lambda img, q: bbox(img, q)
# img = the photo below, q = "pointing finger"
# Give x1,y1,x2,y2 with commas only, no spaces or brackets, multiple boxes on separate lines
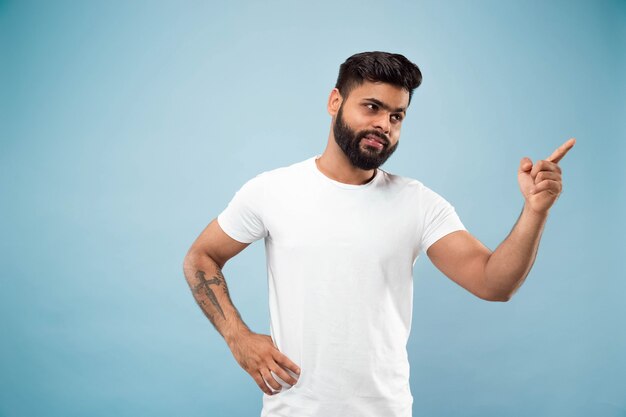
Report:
546,138,576,164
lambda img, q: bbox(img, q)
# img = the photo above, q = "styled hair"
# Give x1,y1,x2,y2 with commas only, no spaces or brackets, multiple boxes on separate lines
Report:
335,51,422,105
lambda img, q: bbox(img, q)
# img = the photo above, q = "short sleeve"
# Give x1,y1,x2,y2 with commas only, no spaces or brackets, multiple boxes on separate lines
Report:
217,174,268,244
420,189,466,254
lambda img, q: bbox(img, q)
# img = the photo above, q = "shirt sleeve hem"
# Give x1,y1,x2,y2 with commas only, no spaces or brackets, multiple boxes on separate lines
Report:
421,224,467,254
217,214,258,244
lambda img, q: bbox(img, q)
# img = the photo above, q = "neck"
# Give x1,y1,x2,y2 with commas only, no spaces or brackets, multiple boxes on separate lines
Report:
315,133,377,185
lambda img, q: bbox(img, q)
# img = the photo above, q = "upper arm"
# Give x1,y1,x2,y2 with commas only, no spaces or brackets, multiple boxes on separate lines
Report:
426,230,495,301
185,218,251,269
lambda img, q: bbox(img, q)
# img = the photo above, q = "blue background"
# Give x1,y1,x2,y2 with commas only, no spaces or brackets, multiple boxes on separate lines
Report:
1,1,625,416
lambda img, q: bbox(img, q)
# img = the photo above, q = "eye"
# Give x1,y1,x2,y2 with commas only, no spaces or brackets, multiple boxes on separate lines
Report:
365,103,379,111
391,114,403,122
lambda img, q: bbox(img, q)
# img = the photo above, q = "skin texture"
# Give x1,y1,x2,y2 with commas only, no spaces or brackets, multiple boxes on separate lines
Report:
316,81,409,185
333,101,399,170
183,221,301,396
426,138,575,301
183,79,576,395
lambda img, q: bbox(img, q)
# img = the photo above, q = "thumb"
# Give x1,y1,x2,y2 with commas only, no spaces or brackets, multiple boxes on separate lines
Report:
519,157,532,174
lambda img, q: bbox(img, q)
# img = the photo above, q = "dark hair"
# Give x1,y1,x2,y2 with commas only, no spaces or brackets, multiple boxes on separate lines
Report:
335,51,422,105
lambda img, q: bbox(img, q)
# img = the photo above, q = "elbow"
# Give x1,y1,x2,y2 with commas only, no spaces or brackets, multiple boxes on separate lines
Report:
478,288,513,302
182,252,195,282
478,272,515,302
183,248,224,272
183,248,204,279
183,246,205,268
488,293,512,302
183,248,195,270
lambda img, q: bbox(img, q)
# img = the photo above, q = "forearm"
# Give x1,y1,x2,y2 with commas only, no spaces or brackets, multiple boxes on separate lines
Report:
483,204,549,300
183,252,252,345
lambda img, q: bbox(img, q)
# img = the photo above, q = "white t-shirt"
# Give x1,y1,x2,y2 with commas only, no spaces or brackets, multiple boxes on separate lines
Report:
217,155,466,417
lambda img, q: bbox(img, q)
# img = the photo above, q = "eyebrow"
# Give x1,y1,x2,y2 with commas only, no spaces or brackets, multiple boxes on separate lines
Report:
363,98,407,114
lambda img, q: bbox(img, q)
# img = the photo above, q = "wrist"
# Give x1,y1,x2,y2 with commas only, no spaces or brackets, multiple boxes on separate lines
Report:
522,202,549,221
225,326,253,348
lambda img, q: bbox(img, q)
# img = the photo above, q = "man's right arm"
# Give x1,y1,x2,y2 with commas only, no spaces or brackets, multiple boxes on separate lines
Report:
182,218,300,395
183,243,252,346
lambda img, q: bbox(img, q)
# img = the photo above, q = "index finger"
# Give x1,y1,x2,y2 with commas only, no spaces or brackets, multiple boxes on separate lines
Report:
546,138,576,164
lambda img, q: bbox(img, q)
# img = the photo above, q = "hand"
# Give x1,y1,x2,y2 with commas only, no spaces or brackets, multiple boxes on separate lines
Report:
518,138,576,215
227,331,301,396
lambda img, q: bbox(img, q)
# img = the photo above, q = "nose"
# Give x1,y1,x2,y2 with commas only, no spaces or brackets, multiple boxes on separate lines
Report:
373,113,391,135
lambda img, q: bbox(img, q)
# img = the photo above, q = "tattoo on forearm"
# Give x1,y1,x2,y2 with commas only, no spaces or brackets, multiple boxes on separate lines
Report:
193,270,227,320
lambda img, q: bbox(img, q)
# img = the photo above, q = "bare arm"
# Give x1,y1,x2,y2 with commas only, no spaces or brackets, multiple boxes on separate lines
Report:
183,218,300,395
482,205,548,300
427,139,575,301
427,205,547,301
484,139,574,299
182,250,252,345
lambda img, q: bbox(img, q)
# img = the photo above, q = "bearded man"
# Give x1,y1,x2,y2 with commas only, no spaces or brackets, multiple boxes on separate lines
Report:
183,51,575,417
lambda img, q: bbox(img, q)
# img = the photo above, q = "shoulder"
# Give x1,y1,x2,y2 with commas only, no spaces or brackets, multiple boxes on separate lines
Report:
246,157,312,185
383,167,450,210
231,158,311,199
266,157,310,176
379,169,444,201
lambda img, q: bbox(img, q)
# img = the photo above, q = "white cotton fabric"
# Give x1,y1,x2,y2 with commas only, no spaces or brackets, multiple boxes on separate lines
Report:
217,155,466,417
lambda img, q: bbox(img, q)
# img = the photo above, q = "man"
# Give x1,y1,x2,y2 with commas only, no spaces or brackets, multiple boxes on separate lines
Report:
182,51,575,416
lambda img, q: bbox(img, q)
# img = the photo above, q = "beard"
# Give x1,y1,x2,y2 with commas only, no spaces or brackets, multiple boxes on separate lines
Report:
333,104,399,171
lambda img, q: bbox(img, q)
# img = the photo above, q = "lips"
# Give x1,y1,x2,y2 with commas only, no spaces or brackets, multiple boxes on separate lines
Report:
363,134,387,147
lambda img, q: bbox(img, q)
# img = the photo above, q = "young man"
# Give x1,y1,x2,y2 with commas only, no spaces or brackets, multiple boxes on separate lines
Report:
183,51,575,417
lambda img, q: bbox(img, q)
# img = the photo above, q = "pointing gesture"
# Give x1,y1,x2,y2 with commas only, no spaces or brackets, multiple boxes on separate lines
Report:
518,138,576,214
546,138,576,164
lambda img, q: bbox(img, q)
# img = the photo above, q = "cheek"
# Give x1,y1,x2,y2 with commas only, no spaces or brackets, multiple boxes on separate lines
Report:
350,114,371,130
346,107,373,125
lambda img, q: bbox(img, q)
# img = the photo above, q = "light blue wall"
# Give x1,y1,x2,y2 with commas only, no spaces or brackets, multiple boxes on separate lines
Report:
1,1,624,416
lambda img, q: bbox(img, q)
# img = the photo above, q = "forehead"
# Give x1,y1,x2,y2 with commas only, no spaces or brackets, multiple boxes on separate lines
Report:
345,80,410,108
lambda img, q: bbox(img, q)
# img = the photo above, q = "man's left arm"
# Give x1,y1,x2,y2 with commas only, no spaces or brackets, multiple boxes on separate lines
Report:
426,138,576,302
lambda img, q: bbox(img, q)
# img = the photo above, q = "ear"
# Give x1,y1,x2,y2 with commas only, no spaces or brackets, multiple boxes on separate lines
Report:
327,88,343,117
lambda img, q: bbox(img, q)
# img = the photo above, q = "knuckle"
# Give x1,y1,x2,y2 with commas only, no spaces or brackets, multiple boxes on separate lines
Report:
241,360,253,372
